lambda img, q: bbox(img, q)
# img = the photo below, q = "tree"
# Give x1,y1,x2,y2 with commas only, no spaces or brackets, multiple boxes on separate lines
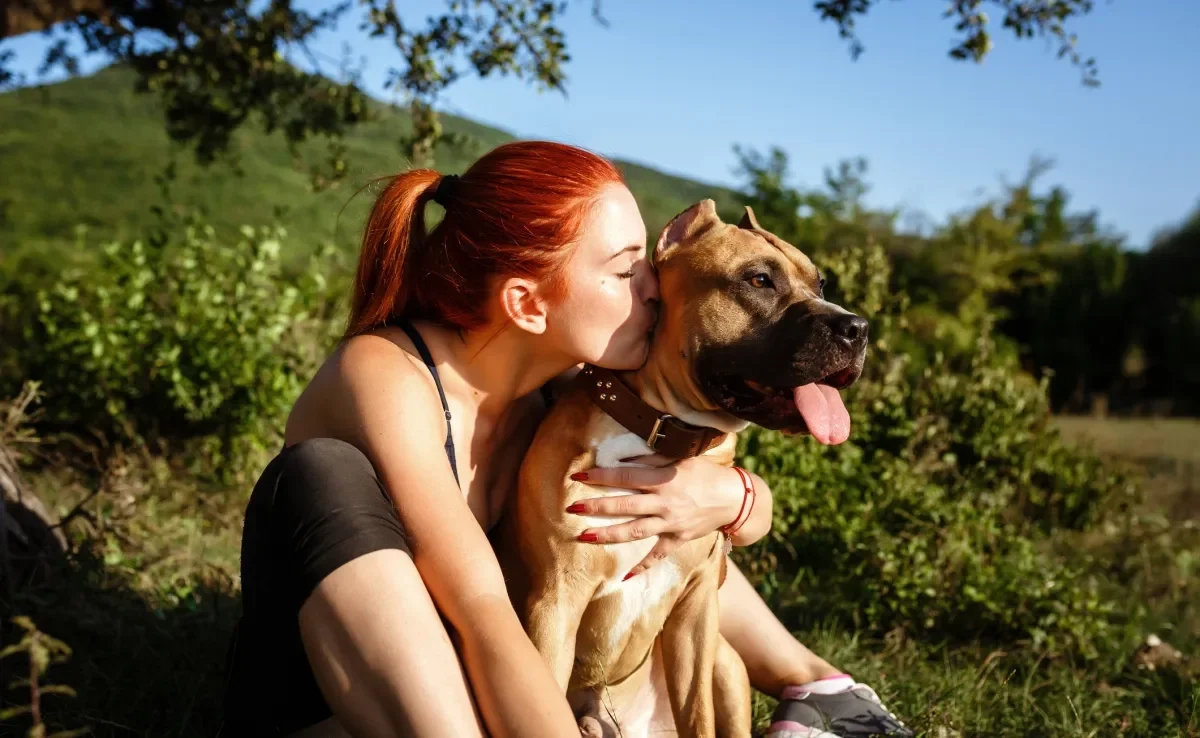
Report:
1,0,1101,178
1128,206,1200,414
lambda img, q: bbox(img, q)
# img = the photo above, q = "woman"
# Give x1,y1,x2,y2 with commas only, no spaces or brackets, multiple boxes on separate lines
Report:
219,141,909,738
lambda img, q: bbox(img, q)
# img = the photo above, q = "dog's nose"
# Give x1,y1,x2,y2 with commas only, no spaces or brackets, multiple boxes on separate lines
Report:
828,314,868,345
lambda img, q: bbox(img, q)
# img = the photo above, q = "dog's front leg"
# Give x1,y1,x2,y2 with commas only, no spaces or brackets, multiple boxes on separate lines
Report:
713,634,752,738
661,571,720,738
523,574,594,691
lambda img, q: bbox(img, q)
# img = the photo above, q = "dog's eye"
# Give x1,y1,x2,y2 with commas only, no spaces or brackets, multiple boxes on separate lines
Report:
749,273,774,289
819,276,826,295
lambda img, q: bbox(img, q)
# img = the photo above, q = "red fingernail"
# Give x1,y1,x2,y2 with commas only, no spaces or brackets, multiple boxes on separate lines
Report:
623,571,638,581
578,532,598,542
570,472,589,481
565,503,585,514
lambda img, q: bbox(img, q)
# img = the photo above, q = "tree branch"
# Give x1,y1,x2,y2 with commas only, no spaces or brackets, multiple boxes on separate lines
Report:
0,0,111,40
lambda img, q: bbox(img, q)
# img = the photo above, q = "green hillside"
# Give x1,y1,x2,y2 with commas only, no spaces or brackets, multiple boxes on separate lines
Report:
0,65,740,259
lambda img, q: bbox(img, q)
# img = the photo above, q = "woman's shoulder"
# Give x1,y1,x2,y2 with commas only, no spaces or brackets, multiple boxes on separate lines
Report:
336,331,445,409
335,329,425,376
287,331,446,447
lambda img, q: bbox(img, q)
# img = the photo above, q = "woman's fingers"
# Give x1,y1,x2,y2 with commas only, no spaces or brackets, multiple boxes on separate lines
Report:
617,453,674,468
627,536,683,579
577,516,668,544
566,494,668,518
572,464,675,491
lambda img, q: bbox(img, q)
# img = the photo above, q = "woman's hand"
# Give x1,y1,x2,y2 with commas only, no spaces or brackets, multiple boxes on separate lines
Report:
566,454,771,579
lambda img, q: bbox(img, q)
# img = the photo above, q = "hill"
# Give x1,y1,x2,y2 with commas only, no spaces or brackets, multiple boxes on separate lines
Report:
0,65,741,259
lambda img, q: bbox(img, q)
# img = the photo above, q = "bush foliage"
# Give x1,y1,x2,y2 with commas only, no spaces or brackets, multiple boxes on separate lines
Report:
2,222,345,474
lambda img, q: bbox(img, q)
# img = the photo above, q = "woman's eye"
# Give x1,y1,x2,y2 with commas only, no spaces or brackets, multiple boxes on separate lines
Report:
616,267,637,280
749,273,774,289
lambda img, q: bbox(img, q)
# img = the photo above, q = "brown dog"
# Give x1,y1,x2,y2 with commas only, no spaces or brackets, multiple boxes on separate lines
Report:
497,199,868,737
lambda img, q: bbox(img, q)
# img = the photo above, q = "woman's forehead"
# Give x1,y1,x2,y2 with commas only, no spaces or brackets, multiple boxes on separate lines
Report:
580,185,646,258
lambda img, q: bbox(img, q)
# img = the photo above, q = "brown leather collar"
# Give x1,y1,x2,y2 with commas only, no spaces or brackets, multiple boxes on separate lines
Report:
575,365,727,459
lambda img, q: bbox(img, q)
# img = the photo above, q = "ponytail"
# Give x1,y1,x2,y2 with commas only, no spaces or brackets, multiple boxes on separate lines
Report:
345,169,440,338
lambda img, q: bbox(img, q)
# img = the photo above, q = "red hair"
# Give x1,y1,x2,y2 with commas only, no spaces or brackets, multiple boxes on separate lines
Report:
346,140,626,337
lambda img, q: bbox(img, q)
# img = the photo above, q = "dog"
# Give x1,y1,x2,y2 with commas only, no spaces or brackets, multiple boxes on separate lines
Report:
497,199,869,737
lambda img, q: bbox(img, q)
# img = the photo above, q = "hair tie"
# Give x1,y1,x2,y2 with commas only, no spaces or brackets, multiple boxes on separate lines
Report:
433,174,459,207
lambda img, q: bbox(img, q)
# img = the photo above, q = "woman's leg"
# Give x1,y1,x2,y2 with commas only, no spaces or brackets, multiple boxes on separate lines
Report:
264,438,485,738
718,560,842,697
300,549,486,737
719,560,913,737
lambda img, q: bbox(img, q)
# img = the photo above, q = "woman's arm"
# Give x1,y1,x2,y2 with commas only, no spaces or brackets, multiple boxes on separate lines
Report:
726,467,773,546
566,456,774,579
301,336,578,738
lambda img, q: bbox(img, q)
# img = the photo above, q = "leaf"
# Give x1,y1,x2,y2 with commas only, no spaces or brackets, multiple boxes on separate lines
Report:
9,616,35,631
39,684,78,698
0,705,32,719
0,643,29,659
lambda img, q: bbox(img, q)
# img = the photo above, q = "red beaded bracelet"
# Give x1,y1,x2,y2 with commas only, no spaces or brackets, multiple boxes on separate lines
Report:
720,466,756,538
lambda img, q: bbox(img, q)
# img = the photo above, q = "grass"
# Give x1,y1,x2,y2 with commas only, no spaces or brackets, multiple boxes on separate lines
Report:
2,415,1196,737
1056,416,1200,513
3,450,243,737
0,65,743,266
1055,417,1200,466
1052,415,1200,654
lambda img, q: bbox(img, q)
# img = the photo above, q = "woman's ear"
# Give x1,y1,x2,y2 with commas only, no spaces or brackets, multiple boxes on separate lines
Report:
499,277,549,334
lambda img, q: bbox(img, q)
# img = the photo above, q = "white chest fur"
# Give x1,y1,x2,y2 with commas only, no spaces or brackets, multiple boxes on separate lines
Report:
578,432,683,649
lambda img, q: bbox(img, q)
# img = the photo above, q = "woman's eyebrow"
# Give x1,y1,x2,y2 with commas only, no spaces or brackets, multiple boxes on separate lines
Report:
607,244,643,261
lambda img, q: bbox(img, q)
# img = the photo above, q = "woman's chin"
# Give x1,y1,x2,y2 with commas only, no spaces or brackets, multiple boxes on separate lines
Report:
593,339,650,372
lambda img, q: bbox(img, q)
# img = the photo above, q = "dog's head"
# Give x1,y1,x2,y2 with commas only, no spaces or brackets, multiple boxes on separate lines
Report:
650,199,867,444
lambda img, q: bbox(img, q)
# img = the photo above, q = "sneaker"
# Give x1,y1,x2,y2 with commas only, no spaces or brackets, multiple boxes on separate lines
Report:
765,678,913,738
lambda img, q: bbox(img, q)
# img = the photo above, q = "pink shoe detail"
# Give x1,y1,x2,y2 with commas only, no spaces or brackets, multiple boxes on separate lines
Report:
765,720,841,738
780,674,855,700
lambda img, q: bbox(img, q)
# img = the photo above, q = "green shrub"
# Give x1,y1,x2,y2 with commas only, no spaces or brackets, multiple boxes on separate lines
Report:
734,242,1137,657
3,223,346,476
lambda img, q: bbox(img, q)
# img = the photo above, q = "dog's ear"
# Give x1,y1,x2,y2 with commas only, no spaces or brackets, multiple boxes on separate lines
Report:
738,206,761,231
654,199,719,262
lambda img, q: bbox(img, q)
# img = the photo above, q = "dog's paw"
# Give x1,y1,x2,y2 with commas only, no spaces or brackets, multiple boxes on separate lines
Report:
578,715,605,738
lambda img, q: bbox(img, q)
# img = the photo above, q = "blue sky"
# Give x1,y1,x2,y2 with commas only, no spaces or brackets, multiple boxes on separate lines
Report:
5,0,1198,247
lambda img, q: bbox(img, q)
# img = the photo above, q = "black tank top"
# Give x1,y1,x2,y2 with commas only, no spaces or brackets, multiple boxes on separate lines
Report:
393,319,459,487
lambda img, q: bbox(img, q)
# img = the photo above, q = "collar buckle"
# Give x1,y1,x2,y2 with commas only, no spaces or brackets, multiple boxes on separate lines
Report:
646,414,672,451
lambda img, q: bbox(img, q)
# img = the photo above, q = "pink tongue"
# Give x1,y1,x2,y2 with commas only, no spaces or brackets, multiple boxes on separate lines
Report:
793,384,851,445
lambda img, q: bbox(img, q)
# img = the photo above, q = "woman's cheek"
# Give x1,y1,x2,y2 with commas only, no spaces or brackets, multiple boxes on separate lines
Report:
606,277,639,313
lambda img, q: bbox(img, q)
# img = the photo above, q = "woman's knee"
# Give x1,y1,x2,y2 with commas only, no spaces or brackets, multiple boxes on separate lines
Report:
267,438,411,605
280,438,378,487
273,438,393,519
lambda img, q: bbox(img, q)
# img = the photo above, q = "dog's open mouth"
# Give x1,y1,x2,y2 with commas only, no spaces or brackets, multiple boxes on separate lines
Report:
710,366,859,445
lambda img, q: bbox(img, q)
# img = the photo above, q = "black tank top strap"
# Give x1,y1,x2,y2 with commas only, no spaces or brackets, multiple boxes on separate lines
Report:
391,319,460,489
